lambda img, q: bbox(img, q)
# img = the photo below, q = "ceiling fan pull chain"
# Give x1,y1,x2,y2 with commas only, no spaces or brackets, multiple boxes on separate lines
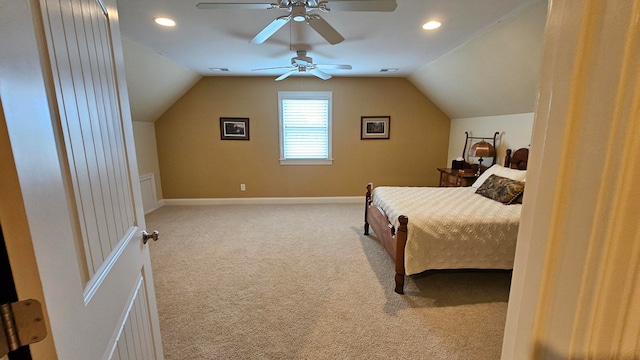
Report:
289,17,292,51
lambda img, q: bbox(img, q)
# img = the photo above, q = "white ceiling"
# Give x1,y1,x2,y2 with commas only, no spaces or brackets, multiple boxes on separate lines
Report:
116,0,536,79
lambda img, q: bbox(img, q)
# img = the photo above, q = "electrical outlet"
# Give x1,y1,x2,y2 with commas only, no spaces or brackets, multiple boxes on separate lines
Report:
368,182,373,189
240,184,246,191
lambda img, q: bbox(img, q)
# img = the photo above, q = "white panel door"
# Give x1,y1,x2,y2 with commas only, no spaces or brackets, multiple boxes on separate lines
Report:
0,0,164,358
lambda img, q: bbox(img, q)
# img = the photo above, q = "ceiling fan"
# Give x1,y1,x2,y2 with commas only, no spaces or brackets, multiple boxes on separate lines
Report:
252,50,352,81
196,0,398,45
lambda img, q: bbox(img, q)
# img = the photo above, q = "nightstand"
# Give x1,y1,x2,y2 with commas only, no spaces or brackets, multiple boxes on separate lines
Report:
437,168,478,187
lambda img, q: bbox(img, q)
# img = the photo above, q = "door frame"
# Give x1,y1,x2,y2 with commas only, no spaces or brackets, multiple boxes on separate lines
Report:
0,72,56,359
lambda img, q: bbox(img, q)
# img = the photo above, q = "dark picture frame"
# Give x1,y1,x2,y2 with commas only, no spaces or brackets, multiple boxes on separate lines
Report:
361,116,390,140
220,117,250,140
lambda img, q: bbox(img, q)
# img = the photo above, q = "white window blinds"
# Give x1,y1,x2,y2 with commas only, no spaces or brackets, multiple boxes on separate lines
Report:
278,91,332,165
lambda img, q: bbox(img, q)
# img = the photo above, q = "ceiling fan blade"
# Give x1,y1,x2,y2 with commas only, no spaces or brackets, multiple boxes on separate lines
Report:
307,15,344,45
275,70,297,81
325,0,397,12
250,16,290,44
309,68,332,80
252,65,295,71
196,2,277,10
316,64,352,70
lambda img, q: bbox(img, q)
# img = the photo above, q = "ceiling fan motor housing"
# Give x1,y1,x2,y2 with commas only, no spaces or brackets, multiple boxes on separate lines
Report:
292,51,313,67
291,4,307,22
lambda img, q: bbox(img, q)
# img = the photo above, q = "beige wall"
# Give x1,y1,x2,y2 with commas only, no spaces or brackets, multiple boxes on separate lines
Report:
448,113,534,166
155,76,450,199
132,121,163,200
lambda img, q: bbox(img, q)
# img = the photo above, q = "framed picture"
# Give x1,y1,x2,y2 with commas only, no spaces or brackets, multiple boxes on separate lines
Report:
361,116,390,140
220,117,250,140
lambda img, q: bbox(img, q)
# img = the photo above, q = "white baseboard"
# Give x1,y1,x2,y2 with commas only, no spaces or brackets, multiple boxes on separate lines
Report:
161,196,364,206
144,199,165,214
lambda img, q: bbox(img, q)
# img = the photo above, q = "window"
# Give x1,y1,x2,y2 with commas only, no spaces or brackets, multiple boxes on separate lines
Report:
278,91,332,165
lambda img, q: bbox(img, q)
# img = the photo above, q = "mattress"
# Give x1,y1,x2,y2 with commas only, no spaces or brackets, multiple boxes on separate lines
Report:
370,186,521,275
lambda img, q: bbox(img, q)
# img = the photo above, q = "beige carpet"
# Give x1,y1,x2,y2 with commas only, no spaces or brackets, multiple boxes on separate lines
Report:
145,203,511,360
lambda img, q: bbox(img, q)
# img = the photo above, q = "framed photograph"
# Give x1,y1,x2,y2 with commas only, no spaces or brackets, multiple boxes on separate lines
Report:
361,116,390,140
220,117,250,140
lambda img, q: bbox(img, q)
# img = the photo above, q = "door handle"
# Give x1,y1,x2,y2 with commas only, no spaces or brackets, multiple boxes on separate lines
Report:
142,230,159,244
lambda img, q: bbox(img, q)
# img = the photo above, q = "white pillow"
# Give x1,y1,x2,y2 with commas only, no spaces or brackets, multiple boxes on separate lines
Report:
472,164,527,188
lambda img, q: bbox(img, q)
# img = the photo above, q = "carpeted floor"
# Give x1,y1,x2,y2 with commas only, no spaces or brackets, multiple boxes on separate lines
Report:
145,203,511,360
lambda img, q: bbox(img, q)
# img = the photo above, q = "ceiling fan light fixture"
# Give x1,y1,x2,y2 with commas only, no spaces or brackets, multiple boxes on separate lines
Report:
291,6,306,22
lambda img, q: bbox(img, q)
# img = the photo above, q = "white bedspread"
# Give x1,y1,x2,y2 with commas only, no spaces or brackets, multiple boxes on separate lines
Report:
371,186,521,275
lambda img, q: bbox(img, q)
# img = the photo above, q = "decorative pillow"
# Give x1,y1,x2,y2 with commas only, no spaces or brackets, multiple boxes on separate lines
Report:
511,191,524,204
475,174,525,204
472,164,527,188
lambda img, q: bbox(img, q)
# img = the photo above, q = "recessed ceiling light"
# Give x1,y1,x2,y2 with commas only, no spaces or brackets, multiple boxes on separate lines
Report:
154,17,176,27
380,68,398,73
422,21,442,30
209,68,230,72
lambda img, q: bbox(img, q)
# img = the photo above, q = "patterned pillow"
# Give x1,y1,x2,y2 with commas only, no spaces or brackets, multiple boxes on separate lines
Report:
511,191,524,204
475,174,525,204
471,164,527,188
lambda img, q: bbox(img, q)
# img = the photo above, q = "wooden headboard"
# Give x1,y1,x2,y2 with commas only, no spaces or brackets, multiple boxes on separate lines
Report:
504,148,529,170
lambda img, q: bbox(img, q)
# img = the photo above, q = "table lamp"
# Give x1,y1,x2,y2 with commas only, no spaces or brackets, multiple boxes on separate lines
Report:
468,140,496,176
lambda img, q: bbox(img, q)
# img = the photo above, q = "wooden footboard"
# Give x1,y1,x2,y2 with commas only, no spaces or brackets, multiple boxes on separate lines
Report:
365,184,408,294
363,148,530,294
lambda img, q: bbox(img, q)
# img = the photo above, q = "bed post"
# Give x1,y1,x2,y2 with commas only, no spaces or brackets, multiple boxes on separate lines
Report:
505,148,512,167
395,215,408,294
364,184,372,235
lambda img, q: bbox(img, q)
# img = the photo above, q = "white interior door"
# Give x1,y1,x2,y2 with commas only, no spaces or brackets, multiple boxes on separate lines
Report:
0,0,163,359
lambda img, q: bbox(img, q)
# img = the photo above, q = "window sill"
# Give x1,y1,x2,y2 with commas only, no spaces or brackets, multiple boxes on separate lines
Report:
279,159,333,166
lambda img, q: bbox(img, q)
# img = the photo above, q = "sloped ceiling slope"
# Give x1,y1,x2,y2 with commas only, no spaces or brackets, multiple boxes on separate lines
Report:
121,37,201,123
409,0,548,119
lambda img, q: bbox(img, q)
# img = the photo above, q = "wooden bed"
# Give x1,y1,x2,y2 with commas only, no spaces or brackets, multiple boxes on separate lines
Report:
364,148,530,294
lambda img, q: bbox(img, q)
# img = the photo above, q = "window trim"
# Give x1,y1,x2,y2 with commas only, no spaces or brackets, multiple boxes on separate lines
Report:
278,91,333,166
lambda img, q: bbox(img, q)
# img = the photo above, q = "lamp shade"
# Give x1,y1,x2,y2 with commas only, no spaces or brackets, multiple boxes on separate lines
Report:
468,140,496,158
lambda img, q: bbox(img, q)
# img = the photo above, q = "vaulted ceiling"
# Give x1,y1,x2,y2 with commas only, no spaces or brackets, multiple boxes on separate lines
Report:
117,0,548,122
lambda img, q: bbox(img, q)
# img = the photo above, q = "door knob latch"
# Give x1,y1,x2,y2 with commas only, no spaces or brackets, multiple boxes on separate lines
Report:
142,230,159,244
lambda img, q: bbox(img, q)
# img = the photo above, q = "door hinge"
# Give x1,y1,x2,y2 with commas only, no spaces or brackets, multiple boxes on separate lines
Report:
0,299,47,357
